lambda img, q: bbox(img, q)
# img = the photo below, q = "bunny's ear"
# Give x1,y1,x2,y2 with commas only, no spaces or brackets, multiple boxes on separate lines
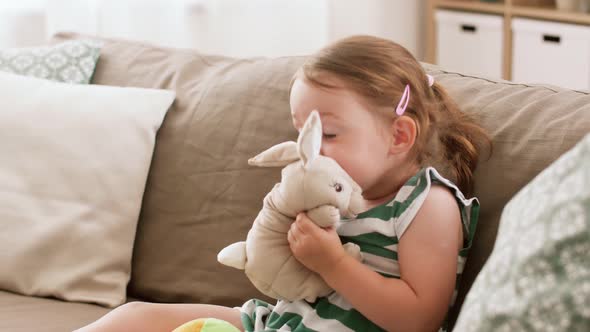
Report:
297,110,322,168
248,141,299,167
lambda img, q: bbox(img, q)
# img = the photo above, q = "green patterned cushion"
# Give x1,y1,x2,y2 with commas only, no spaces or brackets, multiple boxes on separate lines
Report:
454,134,590,331
0,40,101,84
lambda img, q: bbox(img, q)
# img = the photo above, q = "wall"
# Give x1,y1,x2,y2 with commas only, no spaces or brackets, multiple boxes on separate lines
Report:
328,0,426,60
181,0,329,57
47,0,330,57
0,1,46,48
1,0,426,60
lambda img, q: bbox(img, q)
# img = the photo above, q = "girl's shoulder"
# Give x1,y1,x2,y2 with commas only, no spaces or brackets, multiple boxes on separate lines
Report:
410,167,478,204
344,166,479,251
390,167,480,244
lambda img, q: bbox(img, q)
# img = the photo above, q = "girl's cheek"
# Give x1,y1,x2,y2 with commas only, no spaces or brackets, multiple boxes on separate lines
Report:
319,144,336,160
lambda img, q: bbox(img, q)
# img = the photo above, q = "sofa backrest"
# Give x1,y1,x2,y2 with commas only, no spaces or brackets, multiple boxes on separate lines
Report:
53,32,305,306
52,32,590,328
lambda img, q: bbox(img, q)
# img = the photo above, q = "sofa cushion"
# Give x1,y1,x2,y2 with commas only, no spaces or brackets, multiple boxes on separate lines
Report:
52,32,303,306
453,133,590,331
0,72,174,307
0,290,111,332
0,40,101,84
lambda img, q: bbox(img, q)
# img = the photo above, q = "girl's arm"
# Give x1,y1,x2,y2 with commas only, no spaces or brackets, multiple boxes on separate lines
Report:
288,186,462,332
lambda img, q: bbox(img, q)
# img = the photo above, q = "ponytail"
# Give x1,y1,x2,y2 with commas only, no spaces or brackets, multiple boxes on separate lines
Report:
428,82,491,195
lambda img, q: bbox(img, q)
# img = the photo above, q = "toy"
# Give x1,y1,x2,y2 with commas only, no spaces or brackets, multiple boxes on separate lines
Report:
172,318,240,332
217,111,365,302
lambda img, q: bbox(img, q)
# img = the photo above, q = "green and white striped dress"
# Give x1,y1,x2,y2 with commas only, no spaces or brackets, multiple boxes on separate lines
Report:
239,167,479,332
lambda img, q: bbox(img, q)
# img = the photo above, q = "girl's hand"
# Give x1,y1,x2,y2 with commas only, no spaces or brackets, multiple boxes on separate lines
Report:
287,212,346,276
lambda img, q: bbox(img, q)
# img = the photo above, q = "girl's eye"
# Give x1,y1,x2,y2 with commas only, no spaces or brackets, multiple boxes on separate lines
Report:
323,134,336,139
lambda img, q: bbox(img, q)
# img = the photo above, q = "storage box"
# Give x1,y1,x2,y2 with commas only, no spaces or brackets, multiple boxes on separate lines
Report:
436,10,504,78
512,18,590,91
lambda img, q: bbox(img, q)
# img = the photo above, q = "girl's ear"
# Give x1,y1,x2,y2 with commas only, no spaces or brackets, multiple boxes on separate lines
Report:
389,115,417,154
248,141,299,167
297,110,322,168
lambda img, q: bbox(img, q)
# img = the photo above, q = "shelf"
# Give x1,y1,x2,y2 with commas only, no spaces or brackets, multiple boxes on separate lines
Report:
512,5,590,25
427,0,590,79
434,0,590,24
436,0,506,15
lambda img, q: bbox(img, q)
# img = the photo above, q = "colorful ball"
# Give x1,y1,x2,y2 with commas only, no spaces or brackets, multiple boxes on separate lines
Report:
172,318,241,332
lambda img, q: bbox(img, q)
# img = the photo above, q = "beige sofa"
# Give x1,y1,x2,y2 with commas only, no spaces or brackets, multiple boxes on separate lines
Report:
1,32,589,332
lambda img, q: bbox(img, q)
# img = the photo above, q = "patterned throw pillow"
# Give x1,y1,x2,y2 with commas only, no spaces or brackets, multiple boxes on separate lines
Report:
0,40,101,84
453,134,590,331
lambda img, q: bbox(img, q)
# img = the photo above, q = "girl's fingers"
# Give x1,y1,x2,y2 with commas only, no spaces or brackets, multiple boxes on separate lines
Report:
296,212,314,232
293,216,307,234
287,228,295,244
290,220,302,238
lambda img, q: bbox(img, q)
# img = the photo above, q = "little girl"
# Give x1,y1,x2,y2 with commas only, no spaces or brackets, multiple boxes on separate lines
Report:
76,35,490,332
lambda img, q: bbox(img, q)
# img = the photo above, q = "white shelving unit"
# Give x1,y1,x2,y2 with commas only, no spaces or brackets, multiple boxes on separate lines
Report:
426,0,590,83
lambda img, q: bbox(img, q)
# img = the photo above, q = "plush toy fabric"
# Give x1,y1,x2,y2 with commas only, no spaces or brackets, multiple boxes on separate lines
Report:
172,318,240,332
217,111,365,302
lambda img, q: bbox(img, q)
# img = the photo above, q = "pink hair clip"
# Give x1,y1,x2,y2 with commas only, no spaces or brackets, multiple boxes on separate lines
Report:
427,74,434,87
395,84,410,116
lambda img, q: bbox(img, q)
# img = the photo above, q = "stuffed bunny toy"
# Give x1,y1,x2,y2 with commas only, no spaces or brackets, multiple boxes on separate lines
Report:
217,111,365,302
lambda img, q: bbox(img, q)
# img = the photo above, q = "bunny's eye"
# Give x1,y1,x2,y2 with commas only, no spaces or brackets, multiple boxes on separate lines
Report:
334,183,343,192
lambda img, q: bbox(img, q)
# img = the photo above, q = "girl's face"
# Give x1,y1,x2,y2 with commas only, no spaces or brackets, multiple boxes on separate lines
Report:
290,76,398,200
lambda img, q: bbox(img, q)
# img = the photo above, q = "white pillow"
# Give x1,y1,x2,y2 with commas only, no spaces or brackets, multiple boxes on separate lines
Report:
0,72,175,307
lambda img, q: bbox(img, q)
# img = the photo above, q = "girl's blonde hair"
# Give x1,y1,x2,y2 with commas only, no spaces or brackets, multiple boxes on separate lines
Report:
295,35,491,195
